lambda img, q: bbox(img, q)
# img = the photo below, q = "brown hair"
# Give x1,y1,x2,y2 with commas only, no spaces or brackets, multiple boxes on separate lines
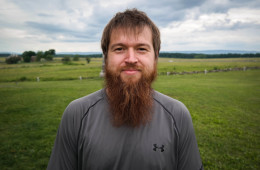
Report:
101,8,161,60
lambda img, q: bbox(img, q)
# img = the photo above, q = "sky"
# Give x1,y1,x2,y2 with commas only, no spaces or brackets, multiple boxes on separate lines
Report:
0,0,260,53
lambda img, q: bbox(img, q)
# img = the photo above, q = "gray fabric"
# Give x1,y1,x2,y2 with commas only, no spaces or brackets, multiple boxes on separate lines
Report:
47,89,203,170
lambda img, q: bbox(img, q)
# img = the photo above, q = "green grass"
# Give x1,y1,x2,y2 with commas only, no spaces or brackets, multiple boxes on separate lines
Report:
157,57,260,73
0,58,259,169
0,58,102,82
154,70,260,169
0,80,103,169
0,57,259,82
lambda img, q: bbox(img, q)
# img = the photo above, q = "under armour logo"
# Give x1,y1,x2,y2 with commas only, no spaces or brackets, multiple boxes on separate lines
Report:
153,144,164,152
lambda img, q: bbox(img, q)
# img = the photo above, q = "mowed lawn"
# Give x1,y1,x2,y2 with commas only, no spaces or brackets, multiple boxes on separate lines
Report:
0,58,259,169
154,70,260,169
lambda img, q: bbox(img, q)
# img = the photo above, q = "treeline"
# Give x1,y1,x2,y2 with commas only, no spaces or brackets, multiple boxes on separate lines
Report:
0,53,11,57
22,49,56,62
159,53,260,58
63,53,260,59
56,54,102,58
3,51,260,63
5,49,56,64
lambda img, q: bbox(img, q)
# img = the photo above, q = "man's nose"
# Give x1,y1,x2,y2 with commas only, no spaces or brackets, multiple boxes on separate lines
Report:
125,49,138,63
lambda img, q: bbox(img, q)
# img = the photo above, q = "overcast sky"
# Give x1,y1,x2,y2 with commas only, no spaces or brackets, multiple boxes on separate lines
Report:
0,0,260,53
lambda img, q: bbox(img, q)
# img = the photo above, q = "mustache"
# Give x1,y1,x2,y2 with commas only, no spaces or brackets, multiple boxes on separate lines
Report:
120,63,142,71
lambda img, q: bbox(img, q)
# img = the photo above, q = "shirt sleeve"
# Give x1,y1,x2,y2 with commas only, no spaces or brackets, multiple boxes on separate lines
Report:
176,105,203,170
47,102,81,170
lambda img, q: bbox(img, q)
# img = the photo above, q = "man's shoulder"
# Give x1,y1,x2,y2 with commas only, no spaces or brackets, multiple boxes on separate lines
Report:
71,89,105,106
64,89,105,118
153,90,187,111
153,90,191,125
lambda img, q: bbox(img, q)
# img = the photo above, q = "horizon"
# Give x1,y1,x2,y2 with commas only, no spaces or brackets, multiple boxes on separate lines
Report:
1,49,260,55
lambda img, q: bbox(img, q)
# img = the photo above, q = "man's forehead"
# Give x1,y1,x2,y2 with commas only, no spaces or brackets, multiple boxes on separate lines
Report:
110,26,153,44
111,26,151,37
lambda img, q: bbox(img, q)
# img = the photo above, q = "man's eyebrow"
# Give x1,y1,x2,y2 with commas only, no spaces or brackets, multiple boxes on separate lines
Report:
110,43,152,49
137,43,152,49
110,43,125,49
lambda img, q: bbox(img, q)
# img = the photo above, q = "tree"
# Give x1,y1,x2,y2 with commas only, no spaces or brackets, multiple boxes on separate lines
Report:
49,49,56,55
36,51,44,61
43,49,55,61
45,54,53,61
44,49,55,56
22,51,36,62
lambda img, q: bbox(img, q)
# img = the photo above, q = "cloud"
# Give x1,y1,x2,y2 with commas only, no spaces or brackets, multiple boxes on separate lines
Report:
160,7,260,51
0,0,259,52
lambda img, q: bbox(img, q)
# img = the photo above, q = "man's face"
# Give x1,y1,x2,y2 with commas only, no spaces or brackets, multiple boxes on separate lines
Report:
106,26,156,83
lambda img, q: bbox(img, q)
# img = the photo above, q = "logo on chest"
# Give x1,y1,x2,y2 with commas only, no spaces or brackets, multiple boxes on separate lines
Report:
153,144,165,152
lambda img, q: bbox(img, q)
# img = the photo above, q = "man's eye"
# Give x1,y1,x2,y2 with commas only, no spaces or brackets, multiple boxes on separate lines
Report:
138,48,147,52
115,48,123,51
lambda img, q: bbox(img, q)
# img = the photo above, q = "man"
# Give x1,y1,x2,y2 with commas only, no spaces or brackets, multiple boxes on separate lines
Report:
47,9,203,170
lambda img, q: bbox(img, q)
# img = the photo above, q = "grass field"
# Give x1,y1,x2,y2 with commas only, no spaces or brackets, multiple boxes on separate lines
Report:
0,57,260,169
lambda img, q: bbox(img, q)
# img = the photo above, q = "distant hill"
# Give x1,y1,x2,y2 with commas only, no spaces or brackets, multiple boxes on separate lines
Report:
162,50,260,54
56,50,260,55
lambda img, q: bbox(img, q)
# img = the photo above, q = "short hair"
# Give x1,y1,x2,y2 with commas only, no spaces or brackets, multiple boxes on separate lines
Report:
101,8,161,60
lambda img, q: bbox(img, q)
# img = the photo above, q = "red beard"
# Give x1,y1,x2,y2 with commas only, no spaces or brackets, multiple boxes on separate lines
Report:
105,63,157,127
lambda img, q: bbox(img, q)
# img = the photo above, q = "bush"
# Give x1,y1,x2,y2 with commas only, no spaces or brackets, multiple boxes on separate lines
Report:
5,55,22,64
19,76,27,81
86,57,91,64
62,56,71,64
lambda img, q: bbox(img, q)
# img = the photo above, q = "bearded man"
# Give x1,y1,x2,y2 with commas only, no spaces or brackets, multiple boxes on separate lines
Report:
47,9,203,170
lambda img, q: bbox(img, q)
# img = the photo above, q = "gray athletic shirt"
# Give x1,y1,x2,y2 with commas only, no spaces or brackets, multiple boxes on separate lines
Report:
47,89,203,170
